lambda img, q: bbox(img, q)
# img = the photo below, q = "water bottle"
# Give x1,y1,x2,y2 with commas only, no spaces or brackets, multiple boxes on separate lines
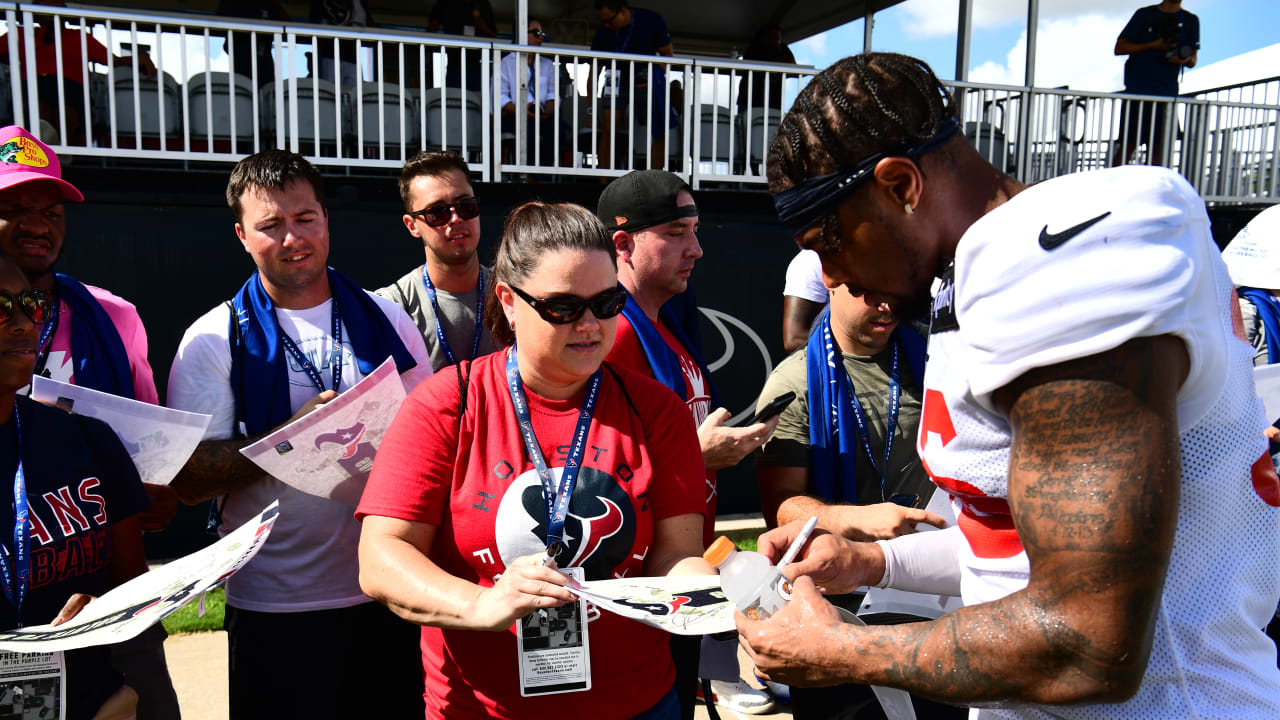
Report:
704,536,787,620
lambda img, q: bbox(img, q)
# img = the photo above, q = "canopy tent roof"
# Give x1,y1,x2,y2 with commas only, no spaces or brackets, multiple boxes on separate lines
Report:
88,0,910,55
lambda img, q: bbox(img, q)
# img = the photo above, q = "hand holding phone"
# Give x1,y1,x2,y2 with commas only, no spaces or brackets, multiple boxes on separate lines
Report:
735,391,796,428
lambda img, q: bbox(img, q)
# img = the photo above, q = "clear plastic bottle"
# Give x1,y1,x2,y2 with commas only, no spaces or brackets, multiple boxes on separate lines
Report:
704,536,787,620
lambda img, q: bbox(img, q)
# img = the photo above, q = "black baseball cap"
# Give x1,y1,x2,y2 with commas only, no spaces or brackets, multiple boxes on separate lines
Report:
597,169,698,233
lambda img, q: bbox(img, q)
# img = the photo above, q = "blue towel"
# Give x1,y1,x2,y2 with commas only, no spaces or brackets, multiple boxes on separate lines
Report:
1240,288,1280,365
620,292,723,408
805,309,926,503
228,268,418,436
53,274,135,399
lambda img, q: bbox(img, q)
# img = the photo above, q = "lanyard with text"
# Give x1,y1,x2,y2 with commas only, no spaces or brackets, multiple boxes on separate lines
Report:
33,299,60,378
0,403,30,626
279,299,344,394
827,322,900,502
505,347,602,560
422,266,485,367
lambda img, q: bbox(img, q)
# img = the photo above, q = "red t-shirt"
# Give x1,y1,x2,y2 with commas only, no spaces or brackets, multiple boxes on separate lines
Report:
0,28,110,82
607,314,718,546
358,352,705,719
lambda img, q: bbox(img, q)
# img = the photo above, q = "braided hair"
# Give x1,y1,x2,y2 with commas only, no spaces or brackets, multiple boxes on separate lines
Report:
767,53,957,197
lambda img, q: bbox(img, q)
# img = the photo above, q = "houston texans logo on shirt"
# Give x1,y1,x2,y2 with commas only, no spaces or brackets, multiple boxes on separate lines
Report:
19,478,111,589
493,466,637,580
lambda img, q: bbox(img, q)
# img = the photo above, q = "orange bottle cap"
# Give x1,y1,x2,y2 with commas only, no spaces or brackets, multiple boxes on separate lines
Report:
703,535,737,567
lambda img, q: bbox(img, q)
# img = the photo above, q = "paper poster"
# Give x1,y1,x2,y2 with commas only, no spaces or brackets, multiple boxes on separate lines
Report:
1254,364,1280,424
0,502,278,653
567,575,734,636
0,650,64,719
30,377,212,487
857,488,964,620
239,359,406,507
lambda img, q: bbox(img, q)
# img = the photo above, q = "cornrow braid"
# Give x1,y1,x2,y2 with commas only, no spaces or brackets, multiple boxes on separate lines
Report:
767,52,957,196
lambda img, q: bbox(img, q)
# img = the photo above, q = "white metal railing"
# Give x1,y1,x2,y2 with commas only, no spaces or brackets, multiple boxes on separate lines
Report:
947,80,1280,204
0,3,1275,203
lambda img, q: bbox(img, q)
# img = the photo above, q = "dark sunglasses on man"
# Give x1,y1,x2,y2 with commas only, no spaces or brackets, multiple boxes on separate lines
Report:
510,284,628,324
529,28,547,39
409,197,481,227
0,290,50,326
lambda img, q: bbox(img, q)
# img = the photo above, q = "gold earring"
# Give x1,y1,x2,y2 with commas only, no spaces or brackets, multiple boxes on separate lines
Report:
904,203,914,215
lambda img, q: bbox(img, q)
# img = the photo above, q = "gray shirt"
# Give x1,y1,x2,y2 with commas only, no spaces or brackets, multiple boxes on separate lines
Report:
376,264,501,372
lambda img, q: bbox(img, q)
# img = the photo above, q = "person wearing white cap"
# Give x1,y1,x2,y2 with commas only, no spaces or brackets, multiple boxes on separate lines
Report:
1222,204,1280,366
0,125,182,719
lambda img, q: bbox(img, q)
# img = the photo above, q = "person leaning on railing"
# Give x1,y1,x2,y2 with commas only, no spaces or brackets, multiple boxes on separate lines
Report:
590,0,676,171
357,201,714,720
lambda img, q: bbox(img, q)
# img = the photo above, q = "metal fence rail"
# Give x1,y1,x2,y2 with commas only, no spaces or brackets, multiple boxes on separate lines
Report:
1,3,1275,202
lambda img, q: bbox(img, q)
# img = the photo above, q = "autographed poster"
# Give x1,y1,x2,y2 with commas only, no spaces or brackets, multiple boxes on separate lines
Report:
239,358,406,506
567,575,734,636
30,377,212,486
0,503,278,653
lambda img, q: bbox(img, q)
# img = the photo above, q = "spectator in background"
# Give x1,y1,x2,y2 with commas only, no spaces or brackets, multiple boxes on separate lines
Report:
0,0,155,146
216,0,287,87
755,284,957,719
1112,0,1199,165
428,0,496,92
738,23,795,112
376,151,500,371
0,125,180,719
309,0,374,86
591,0,675,170
167,149,431,720
500,20,561,168
781,249,828,353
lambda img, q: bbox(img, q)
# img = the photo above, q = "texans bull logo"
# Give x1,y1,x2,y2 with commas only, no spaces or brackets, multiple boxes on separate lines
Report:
494,466,637,579
613,586,726,616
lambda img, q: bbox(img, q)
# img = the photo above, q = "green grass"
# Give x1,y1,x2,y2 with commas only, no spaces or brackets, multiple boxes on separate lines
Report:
161,587,226,635
721,527,760,553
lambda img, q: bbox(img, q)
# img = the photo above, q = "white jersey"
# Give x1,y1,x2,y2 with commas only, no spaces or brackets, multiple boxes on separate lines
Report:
917,166,1280,718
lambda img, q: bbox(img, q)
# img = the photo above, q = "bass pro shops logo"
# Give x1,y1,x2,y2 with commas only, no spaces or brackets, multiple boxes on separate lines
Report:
0,136,50,168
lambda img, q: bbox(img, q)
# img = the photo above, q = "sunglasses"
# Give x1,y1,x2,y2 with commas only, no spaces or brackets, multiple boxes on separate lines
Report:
0,290,50,326
529,29,547,39
510,284,628,324
409,197,480,227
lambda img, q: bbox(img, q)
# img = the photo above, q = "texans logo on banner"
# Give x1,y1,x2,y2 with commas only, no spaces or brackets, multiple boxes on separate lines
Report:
494,466,637,580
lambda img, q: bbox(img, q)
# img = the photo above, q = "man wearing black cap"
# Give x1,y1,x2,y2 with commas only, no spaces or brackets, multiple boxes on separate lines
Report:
600,169,777,716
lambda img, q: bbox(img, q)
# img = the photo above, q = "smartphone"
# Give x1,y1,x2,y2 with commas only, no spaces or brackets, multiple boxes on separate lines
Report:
735,391,796,427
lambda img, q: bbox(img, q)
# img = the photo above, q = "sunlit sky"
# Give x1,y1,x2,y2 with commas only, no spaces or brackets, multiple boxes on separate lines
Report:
793,0,1275,93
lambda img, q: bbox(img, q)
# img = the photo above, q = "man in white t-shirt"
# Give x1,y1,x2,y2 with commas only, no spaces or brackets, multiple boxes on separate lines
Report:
167,150,432,720
781,249,829,352
738,52,1280,719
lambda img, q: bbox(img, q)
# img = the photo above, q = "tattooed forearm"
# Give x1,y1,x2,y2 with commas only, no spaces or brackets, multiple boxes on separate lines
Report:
171,438,265,504
825,337,1186,705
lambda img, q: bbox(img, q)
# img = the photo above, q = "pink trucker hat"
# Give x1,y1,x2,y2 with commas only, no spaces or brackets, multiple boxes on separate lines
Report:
0,126,83,201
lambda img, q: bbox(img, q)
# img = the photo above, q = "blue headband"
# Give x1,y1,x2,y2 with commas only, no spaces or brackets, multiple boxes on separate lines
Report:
773,117,963,233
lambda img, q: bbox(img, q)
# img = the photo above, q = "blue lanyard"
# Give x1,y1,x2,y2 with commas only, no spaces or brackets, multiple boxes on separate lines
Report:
0,402,30,627
826,322,900,502
504,347,602,559
421,266,485,367
279,299,344,394
33,299,60,378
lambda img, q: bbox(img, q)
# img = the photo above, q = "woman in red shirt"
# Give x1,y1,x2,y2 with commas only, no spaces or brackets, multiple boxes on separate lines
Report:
357,201,712,719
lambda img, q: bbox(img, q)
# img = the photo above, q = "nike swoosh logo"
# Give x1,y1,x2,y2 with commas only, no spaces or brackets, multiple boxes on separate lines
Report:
1038,211,1112,250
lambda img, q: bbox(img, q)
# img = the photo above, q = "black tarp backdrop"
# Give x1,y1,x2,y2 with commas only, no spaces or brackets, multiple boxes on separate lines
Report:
58,166,797,560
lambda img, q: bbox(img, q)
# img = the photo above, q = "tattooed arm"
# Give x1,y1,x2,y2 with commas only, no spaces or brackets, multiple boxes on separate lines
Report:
739,335,1187,704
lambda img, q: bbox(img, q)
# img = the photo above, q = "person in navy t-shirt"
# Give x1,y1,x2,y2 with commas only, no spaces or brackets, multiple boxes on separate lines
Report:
591,0,676,170
1112,1,1199,165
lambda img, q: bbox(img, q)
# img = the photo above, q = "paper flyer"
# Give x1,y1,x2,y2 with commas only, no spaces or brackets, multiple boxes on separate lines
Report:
567,575,735,636
30,377,213,487
0,502,278,653
239,358,406,506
